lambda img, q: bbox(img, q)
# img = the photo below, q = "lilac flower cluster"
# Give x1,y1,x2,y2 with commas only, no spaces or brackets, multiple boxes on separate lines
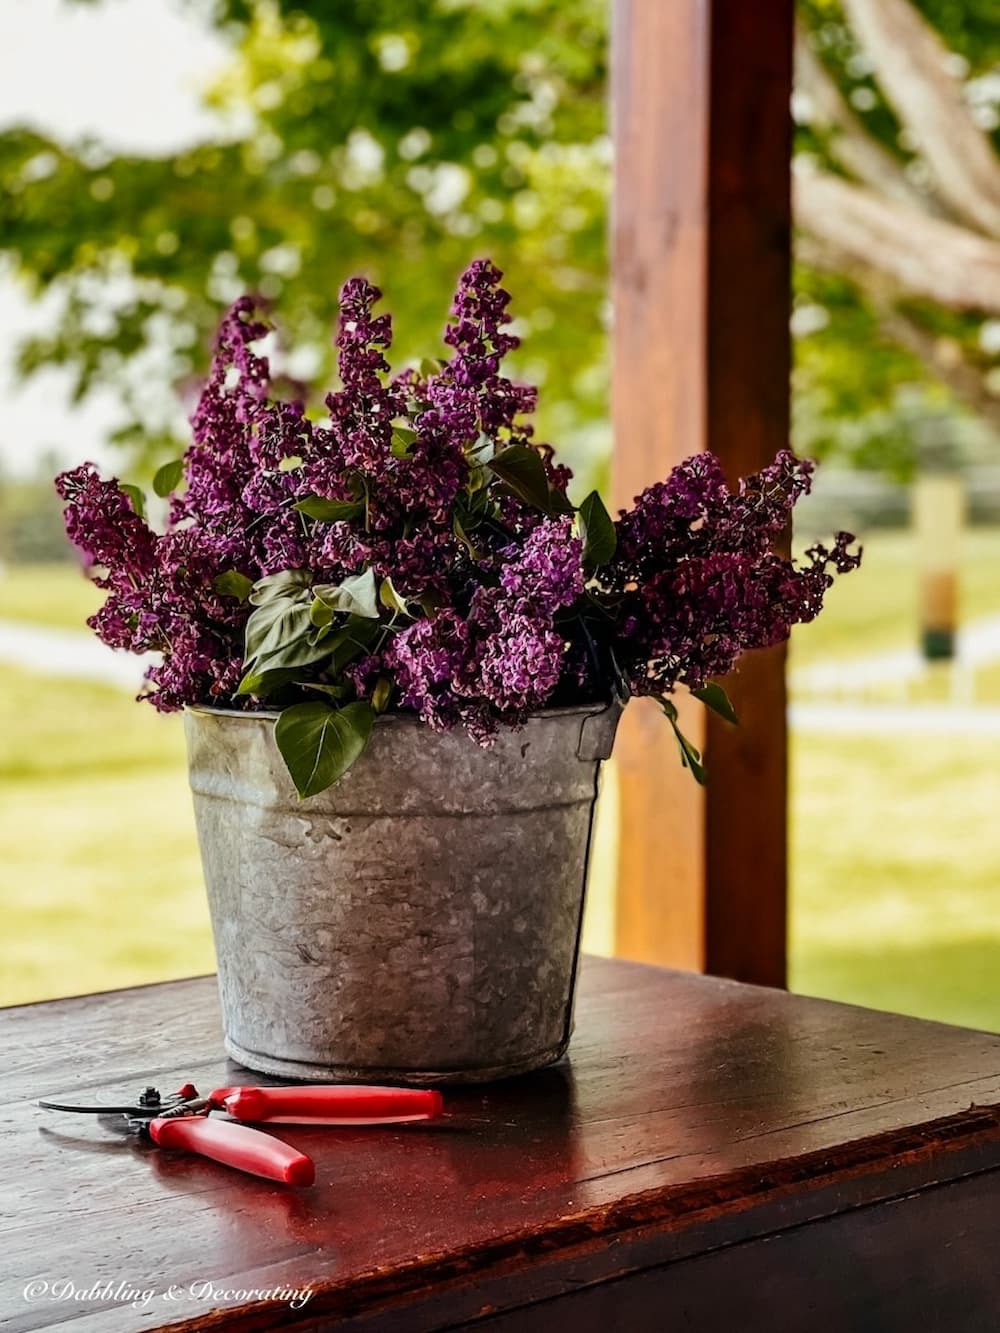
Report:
56,259,858,776
598,451,860,697
388,517,584,739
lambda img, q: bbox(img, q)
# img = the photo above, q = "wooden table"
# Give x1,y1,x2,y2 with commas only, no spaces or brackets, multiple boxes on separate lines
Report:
3,957,1000,1332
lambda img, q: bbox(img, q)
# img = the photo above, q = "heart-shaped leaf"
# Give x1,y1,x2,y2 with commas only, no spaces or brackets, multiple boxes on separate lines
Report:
235,664,302,698
390,426,418,459
302,681,349,700
248,631,338,681
467,432,494,459
577,490,617,570
309,596,334,628
371,676,393,713
488,444,553,513
550,490,575,516
152,458,185,498
379,577,412,618
244,596,314,664
214,570,254,601
692,682,739,726
294,496,365,523
249,569,312,606
275,701,375,799
313,568,380,619
119,484,146,518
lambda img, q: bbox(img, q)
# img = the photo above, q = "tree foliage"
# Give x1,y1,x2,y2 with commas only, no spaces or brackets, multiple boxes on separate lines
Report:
1,0,609,483
795,0,1000,476
1,0,999,484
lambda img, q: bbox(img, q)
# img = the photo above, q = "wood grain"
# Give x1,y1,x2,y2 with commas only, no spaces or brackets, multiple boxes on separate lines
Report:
611,0,710,974
3,959,1000,1330
611,0,794,984
473,1170,1000,1333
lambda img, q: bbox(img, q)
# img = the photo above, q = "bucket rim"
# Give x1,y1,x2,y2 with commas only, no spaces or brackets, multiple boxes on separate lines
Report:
186,697,623,726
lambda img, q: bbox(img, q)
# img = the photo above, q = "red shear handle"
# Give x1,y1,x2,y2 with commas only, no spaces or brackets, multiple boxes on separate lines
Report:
220,1085,444,1125
149,1116,315,1186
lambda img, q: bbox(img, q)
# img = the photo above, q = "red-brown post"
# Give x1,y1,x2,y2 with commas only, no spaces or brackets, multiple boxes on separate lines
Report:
611,0,794,985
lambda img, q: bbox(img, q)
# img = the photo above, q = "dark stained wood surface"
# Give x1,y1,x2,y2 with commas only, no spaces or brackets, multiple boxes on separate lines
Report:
611,0,794,985
3,957,1000,1331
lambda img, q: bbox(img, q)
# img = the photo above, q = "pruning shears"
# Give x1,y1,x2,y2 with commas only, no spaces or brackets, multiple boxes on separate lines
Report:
39,1081,444,1187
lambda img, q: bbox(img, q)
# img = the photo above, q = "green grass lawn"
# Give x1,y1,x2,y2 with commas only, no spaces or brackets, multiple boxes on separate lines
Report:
0,561,101,630
790,728,1000,1031
0,665,213,1005
791,527,1000,666
1,549,999,1030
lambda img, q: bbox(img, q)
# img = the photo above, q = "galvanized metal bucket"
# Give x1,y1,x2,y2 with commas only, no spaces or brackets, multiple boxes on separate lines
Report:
184,701,621,1084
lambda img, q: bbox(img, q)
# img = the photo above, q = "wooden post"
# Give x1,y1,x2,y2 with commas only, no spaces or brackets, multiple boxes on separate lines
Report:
611,0,794,986
913,415,963,662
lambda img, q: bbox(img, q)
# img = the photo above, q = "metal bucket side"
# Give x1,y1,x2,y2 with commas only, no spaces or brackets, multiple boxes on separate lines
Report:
185,701,621,1083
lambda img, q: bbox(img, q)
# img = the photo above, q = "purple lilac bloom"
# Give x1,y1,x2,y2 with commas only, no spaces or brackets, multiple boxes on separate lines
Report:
56,262,859,753
55,463,157,585
385,517,585,736
602,451,861,696
499,517,584,613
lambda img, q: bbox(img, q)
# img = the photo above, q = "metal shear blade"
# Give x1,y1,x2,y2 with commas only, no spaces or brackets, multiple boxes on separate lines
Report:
38,1085,197,1117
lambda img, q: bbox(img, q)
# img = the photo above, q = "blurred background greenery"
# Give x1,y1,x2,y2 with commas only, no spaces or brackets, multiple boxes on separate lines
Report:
1,0,999,1026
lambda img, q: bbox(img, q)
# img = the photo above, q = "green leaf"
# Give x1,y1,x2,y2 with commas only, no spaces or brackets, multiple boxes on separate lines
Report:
467,462,490,493
243,595,314,664
487,444,553,513
371,676,393,713
249,569,312,606
301,681,349,700
379,576,411,617
466,482,494,515
294,496,365,523
577,490,617,570
467,431,494,459
414,591,441,618
674,728,707,785
419,357,444,377
657,698,707,786
152,458,184,498
452,510,478,558
313,568,380,619
323,615,383,675
693,682,739,726
307,621,336,646
608,644,630,700
309,596,334,628
214,570,254,601
235,664,302,698
253,632,338,675
119,484,146,518
274,701,375,799
390,425,418,459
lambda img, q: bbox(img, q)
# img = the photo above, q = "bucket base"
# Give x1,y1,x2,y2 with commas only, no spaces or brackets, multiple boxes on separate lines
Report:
223,1033,571,1085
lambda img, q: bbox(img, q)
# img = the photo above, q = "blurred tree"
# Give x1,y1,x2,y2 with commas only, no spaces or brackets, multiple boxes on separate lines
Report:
795,0,1000,476
1,0,998,486
0,0,610,487
0,463,70,563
